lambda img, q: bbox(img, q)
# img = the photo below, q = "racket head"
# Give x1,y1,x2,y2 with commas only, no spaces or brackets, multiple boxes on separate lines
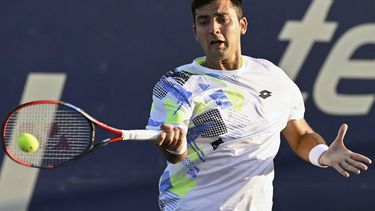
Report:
1,100,95,168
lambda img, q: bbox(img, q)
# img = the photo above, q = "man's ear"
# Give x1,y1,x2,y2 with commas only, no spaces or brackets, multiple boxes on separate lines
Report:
192,24,198,40
240,17,248,35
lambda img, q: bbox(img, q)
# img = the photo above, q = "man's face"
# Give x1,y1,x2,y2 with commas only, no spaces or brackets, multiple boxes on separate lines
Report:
193,0,247,63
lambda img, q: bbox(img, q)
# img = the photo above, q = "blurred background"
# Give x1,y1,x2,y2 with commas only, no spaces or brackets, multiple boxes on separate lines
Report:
0,0,373,210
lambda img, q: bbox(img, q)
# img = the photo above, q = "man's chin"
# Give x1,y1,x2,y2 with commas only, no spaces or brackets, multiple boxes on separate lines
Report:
207,50,227,60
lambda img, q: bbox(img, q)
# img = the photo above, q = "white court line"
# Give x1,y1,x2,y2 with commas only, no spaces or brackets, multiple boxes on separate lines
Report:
0,73,66,211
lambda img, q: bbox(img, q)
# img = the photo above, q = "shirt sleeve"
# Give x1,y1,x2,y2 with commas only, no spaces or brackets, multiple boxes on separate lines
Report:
257,58,305,121
146,70,194,131
288,81,305,120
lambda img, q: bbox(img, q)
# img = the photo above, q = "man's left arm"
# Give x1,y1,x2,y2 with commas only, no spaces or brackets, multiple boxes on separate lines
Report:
282,119,372,177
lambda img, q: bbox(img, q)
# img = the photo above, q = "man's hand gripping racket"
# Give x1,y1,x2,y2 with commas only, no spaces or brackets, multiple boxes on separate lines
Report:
1,100,186,168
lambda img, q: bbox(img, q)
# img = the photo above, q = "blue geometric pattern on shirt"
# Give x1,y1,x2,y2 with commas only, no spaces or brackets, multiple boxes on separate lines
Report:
153,82,169,99
147,119,164,127
159,171,181,211
182,157,200,178
199,83,210,90
157,80,192,116
160,191,180,211
209,90,232,109
153,75,176,99
207,73,239,83
186,124,210,162
160,170,173,192
164,70,193,86
159,81,192,105
153,70,192,100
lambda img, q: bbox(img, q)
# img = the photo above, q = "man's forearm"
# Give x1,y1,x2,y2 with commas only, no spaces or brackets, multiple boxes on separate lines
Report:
292,132,326,162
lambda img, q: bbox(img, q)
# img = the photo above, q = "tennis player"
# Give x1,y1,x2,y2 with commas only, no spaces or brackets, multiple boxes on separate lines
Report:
146,0,372,210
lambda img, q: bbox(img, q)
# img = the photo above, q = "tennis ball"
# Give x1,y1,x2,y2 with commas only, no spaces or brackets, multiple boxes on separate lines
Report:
17,133,39,153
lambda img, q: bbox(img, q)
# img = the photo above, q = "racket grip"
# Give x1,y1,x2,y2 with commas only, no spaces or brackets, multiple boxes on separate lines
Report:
122,130,160,141
122,129,187,155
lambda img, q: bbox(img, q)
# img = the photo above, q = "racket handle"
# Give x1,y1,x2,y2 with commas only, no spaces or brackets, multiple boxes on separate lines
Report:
122,129,187,155
122,130,160,141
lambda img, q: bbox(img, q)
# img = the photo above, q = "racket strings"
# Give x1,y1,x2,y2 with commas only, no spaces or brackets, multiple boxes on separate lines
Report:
3,103,92,168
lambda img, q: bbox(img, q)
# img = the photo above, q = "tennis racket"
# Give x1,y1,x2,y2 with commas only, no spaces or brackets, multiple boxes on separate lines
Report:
1,100,161,169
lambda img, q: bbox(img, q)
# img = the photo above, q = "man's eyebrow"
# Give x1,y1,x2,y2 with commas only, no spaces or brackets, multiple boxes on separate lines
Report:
196,14,210,20
215,11,230,16
196,12,229,20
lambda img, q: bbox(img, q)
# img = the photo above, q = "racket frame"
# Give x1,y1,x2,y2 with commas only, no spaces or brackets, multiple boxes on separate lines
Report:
1,100,151,168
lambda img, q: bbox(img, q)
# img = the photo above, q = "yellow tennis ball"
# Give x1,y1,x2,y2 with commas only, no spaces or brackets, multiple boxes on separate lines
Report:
17,133,39,153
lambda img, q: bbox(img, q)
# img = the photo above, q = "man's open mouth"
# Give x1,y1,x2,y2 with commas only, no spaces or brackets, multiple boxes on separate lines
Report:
210,40,225,45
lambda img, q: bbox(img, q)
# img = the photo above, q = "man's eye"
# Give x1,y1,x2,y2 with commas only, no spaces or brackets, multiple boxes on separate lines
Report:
219,17,229,23
198,19,209,25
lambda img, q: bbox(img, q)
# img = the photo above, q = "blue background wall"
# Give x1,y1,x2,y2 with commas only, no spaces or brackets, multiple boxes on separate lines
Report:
0,0,374,210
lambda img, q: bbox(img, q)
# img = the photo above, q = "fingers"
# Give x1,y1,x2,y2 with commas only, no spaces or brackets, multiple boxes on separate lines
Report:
335,124,348,145
339,161,361,176
175,129,187,152
155,124,187,153
333,160,359,178
154,131,165,146
333,154,372,178
345,152,372,173
350,152,372,165
156,124,175,147
346,158,368,172
333,164,350,177
163,125,177,148
154,124,171,146
334,163,350,177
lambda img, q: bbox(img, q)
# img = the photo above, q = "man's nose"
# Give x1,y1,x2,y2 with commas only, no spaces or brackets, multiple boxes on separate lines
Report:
209,21,220,34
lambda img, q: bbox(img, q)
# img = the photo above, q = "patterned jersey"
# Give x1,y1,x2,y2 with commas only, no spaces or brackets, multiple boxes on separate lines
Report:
146,56,305,211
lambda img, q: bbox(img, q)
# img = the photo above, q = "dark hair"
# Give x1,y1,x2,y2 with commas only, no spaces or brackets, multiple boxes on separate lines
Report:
191,0,243,23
